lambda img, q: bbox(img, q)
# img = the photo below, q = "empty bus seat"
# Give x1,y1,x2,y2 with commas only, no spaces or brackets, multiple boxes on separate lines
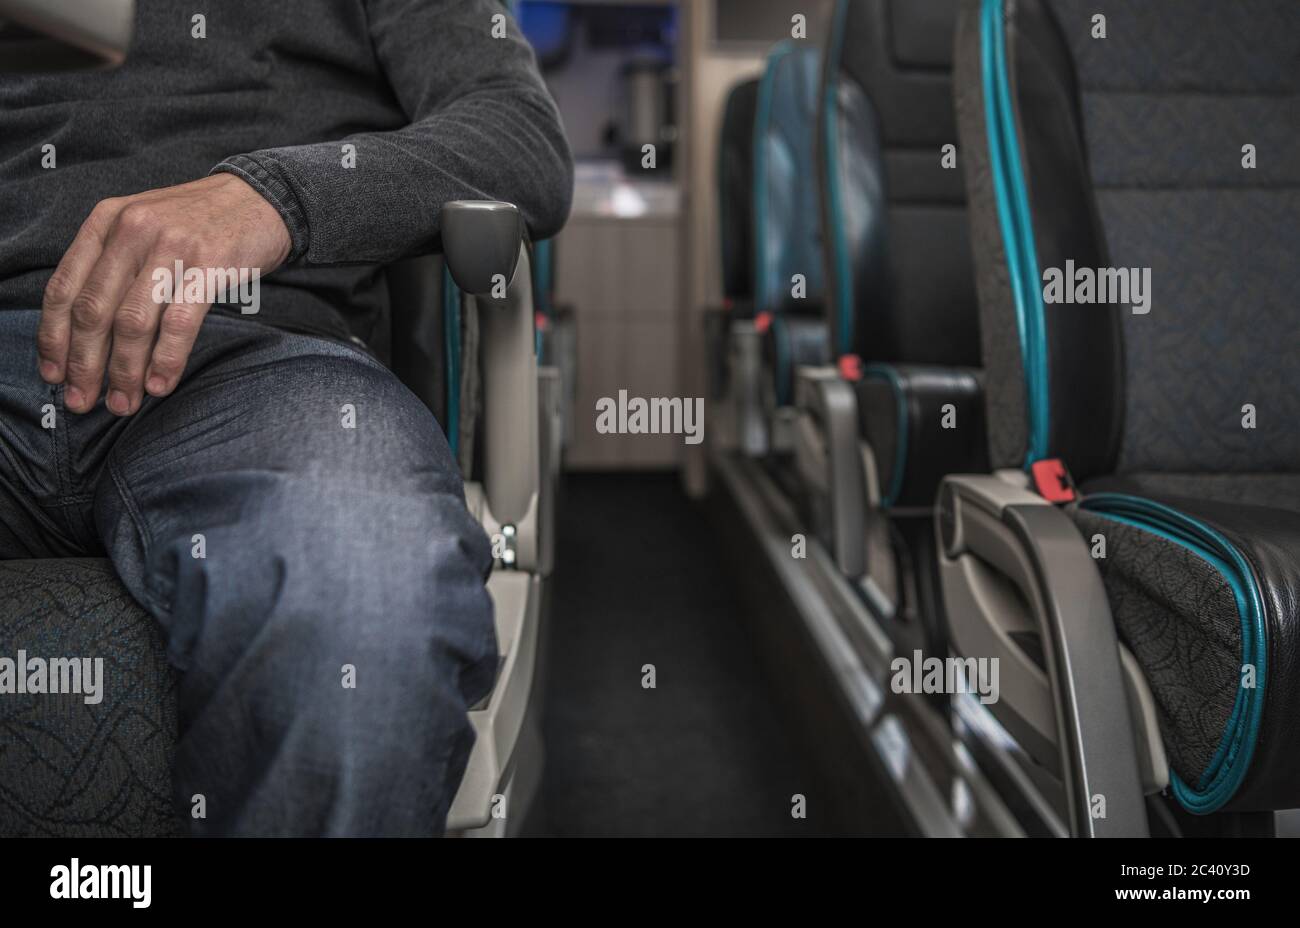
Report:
793,0,986,633
950,0,1300,814
819,0,985,508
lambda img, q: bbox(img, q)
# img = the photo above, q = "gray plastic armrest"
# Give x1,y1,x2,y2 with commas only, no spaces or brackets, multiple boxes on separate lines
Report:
793,367,866,579
445,570,539,832
441,201,540,571
937,474,1148,836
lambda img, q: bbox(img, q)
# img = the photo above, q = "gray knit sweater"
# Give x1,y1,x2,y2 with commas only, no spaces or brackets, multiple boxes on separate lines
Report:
0,0,573,344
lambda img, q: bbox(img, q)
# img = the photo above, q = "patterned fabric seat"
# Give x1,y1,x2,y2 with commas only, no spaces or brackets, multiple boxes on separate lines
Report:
0,559,181,836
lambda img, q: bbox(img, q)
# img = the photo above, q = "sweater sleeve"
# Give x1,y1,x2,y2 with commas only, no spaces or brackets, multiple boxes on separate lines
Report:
212,0,573,266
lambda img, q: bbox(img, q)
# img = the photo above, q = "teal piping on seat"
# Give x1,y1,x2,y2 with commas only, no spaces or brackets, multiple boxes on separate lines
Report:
980,0,1049,466
862,364,907,508
823,0,853,357
534,238,553,317
752,41,795,313
442,266,462,459
1080,493,1268,814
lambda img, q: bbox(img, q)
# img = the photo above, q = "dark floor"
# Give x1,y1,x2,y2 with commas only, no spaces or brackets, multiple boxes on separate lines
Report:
526,473,832,836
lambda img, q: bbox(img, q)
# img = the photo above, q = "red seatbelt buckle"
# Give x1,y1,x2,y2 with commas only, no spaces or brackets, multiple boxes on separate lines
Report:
753,310,773,335
1031,458,1076,504
837,353,864,382
534,311,549,332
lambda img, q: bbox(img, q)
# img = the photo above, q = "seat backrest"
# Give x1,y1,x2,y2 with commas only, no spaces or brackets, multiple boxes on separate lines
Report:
387,254,477,475
718,78,759,308
387,255,449,427
819,0,980,365
753,42,827,315
955,0,1300,478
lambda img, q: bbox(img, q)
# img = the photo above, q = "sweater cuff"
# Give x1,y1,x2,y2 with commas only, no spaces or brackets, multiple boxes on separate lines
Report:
210,154,310,264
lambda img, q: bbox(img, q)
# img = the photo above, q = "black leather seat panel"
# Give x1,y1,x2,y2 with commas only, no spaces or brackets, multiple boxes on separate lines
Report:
718,78,760,311
1083,473,1300,518
855,364,987,509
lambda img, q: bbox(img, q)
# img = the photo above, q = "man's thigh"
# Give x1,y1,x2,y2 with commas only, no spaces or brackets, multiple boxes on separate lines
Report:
98,315,497,835
92,313,491,662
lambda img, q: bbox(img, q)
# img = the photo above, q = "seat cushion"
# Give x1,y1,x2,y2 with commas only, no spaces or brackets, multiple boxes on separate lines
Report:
1073,480,1300,813
853,363,987,508
760,310,830,408
0,559,181,837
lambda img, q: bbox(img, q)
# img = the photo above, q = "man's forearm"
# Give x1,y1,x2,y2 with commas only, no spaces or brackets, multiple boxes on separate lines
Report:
212,0,573,268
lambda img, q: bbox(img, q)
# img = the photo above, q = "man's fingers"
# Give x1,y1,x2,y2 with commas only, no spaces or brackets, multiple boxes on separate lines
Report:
63,243,143,413
104,269,167,415
38,199,122,383
41,177,287,410
146,301,207,397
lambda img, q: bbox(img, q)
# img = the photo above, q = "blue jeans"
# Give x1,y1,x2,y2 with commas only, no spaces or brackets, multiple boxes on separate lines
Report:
0,310,497,836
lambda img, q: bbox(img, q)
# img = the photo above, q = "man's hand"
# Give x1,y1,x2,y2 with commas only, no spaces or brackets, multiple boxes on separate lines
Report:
38,174,292,415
